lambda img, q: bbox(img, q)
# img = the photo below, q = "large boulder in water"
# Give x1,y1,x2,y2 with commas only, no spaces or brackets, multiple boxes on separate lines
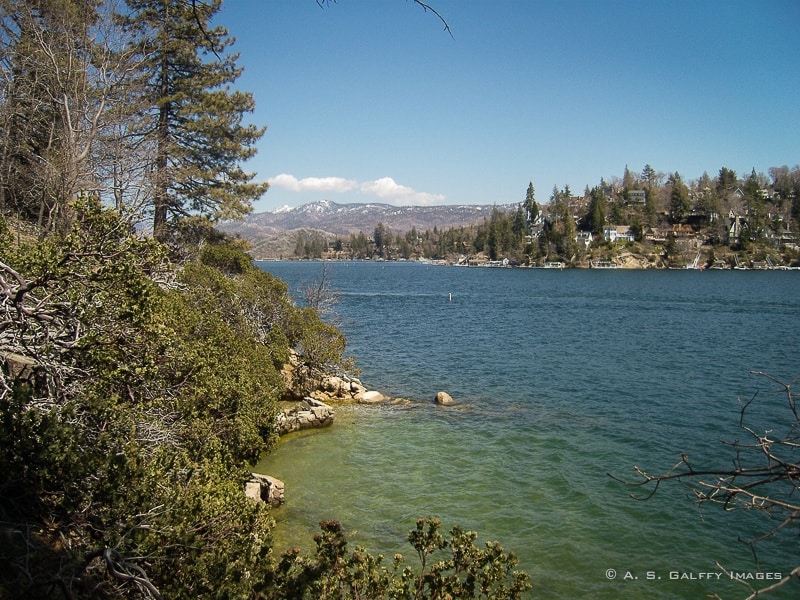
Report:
435,391,454,405
358,390,387,404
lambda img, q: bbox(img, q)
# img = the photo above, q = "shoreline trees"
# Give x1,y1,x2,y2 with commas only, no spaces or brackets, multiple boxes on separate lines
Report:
303,165,800,267
0,0,267,242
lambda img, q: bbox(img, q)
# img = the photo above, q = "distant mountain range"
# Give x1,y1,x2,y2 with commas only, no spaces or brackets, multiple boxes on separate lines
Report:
219,200,515,258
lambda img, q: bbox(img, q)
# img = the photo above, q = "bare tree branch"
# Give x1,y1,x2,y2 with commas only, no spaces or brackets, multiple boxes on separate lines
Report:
317,0,453,37
610,371,800,597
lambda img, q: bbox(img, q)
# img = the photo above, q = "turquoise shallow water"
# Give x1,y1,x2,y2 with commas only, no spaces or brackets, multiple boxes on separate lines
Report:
254,262,800,598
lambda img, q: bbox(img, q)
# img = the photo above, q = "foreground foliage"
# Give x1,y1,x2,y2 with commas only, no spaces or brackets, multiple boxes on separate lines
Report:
0,201,531,599
266,518,531,600
0,201,299,597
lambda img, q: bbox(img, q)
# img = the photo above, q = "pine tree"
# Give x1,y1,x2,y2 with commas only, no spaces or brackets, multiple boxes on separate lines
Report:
523,181,538,226
622,164,635,189
641,164,656,189
121,0,267,240
743,168,765,236
717,166,737,192
585,186,607,235
669,172,691,223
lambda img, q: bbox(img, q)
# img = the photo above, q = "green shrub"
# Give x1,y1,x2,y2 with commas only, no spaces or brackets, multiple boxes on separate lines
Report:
261,517,532,599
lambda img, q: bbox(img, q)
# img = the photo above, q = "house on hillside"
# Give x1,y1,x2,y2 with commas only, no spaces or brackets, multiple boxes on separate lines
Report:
726,210,748,245
644,227,668,243
467,255,489,267
670,224,702,250
670,224,695,238
627,190,646,204
769,225,798,250
603,225,635,243
576,231,593,250
528,220,545,240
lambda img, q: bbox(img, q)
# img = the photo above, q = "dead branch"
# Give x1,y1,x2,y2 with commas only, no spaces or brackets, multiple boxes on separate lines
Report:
80,548,163,600
610,371,800,598
317,0,453,37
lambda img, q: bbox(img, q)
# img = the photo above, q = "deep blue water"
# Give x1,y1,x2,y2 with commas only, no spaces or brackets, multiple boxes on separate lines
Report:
255,261,800,598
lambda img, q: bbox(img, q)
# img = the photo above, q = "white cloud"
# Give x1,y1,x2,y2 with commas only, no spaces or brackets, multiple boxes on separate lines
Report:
358,177,446,205
268,173,357,193
358,176,414,199
267,173,445,206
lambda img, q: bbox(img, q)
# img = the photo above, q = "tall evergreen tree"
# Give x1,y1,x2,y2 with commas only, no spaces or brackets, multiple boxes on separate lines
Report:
584,186,607,234
622,164,635,189
121,0,267,240
669,172,691,223
373,221,388,257
523,181,538,226
717,166,737,193
743,168,765,236
694,171,719,220
511,204,526,242
641,164,656,188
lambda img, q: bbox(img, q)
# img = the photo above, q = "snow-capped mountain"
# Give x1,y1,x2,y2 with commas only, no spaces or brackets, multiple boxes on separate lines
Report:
222,200,514,238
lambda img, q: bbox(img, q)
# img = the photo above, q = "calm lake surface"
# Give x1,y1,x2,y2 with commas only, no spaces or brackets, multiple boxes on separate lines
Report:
254,261,800,599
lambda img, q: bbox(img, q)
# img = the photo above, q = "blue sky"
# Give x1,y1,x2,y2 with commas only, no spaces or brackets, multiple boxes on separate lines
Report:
220,0,799,213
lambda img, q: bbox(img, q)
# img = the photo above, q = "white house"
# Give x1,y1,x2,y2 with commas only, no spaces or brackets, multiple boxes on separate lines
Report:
603,225,635,243
576,231,593,250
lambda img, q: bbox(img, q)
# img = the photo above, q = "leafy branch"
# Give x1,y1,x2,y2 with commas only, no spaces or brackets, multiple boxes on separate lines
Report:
267,517,531,599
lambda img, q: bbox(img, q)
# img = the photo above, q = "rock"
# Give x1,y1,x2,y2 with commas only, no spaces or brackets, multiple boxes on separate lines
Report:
280,348,390,404
389,397,416,409
274,397,335,435
246,473,285,506
435,391,454,405
1,352,48,395
358,390,387,404
322,375,350,397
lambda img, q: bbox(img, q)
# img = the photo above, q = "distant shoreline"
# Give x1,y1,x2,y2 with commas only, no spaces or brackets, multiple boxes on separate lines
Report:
255,257,800,271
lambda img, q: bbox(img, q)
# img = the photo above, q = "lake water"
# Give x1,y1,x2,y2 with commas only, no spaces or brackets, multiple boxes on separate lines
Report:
254,261,800,599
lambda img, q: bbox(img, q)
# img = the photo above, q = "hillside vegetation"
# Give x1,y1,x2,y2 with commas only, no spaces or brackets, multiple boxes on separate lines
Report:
1,199,321,596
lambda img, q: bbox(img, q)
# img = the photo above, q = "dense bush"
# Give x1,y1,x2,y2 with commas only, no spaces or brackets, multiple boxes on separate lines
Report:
0,201,290,598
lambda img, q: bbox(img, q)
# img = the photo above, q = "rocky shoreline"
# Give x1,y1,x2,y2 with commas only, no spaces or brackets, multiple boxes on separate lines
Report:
246,350,455,506
246,351,393,506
